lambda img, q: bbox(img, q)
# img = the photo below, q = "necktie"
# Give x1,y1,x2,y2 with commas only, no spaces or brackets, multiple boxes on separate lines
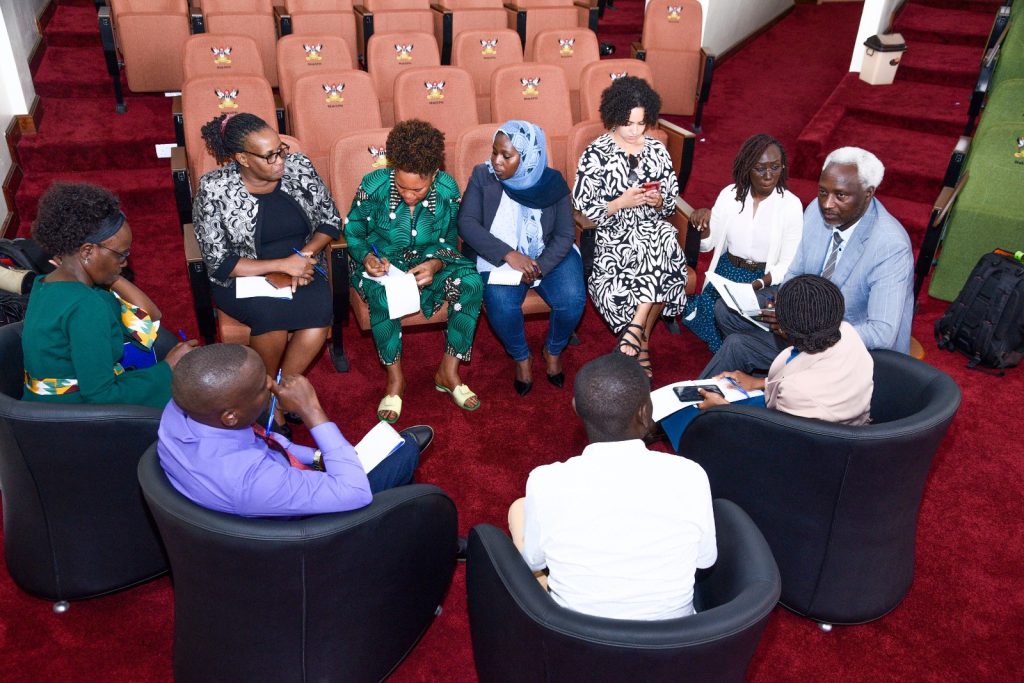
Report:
251,423,311,470
821,231,843,280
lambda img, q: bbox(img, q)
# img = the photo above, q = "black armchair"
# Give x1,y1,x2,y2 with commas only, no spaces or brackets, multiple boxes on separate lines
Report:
466,498,780,683
137,445,459,683
0,321,169,608
678,349,961,626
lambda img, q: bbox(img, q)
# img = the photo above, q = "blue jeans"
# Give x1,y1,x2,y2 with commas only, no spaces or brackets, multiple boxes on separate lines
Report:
480,248,586,361
366,433,420,493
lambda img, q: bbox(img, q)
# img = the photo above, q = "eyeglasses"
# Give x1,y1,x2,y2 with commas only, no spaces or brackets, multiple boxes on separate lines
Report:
93,243,130,263
627,154,639,185
243,143,290,164
752,162,784,177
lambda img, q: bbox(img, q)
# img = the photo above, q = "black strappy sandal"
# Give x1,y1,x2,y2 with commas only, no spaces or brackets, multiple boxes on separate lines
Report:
616,323,653,379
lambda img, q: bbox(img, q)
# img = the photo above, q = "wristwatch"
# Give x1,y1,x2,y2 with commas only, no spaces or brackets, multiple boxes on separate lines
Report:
312,449,325,472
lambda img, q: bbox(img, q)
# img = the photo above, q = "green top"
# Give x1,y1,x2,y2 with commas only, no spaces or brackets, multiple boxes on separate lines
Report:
21,278,172,408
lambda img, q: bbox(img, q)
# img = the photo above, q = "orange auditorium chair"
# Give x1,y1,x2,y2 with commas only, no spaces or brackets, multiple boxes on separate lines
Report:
430,0,507,64
366,32,441,126
277,0,360,66
392,66,479,172
198,0,280,87
632,0,715,130
100,0,191,111
451,28,523,122
354,0,435,65
577,58,654,122
503,0,598,57
277,34,355,130
290,69,383,184
182,34,265,82
529,27,600,123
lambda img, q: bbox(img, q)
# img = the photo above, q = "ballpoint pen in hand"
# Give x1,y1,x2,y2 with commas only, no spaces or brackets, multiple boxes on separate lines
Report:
177,328,188,342
266,369,283,433
292,248,328,279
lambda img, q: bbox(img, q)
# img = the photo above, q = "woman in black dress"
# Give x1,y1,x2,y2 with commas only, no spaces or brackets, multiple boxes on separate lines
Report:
192,113,340,431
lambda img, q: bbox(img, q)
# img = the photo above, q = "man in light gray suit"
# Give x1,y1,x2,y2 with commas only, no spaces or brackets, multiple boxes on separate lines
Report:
699,147,914,378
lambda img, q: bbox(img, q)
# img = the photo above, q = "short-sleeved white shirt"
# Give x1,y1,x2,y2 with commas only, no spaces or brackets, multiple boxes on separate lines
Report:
521,440,717,620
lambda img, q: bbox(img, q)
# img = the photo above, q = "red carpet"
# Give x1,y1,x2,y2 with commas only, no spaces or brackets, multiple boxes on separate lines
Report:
2,1,1022,681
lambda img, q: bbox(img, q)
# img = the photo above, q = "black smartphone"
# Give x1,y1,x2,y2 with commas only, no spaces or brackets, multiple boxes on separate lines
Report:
673,384,724,402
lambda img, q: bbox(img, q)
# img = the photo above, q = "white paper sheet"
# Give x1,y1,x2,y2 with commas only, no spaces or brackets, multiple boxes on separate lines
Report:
705,272,769,331
486,264,524,286
363,265,421,319
353,421,406,473
650,378,765,422
235,276,293,300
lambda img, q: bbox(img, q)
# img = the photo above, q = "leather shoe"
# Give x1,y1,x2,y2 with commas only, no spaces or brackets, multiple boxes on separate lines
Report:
456,535,468,562
514,378,533,396
400,425,434,454
546,371,565,388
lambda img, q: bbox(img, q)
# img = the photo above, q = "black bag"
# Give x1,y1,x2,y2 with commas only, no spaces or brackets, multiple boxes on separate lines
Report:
935,249,1024,373
0,238,54,275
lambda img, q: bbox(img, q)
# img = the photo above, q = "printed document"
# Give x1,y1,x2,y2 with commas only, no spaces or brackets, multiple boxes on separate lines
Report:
363,265,421,319
705,272,768,331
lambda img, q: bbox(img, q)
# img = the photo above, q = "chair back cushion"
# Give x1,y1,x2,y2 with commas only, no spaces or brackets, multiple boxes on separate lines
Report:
203,0,279,86
110,0,190,92
452,28,524,122
367,32,441,126
277,34,355,111
490,63,573,172
393,66,479,171
329,128,393,215
183,33,264,82
578,59,655,123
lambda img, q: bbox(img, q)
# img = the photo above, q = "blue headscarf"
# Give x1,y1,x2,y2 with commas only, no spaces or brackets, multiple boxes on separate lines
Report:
486,120,569,209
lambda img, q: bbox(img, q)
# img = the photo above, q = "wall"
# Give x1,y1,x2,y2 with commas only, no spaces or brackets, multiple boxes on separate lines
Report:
849,0,904,71
0,0,47,227
697,0,794,57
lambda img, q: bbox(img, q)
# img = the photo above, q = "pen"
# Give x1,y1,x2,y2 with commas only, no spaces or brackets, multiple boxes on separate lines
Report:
292,248,328,279
176,328,188,342
723,376,750,398
266,369,283,433
370,243,382,262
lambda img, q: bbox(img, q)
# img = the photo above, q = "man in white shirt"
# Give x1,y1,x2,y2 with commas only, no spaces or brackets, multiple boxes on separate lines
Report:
508,352,717,620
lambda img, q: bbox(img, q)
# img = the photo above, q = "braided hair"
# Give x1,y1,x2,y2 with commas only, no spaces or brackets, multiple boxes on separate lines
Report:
732,133,788,206
775,274,845,354
200,113,270,164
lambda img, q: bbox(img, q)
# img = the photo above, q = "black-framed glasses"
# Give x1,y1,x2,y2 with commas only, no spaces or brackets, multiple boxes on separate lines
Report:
93,243,130,263
243,143,290,164
752,162,784,177
627,154,639,185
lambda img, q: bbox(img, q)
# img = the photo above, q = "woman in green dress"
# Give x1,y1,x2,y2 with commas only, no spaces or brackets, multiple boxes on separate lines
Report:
345,120,483,423
22,182,196,408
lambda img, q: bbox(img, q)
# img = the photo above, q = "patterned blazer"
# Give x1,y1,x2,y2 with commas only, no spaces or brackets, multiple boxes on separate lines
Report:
192,153,341,286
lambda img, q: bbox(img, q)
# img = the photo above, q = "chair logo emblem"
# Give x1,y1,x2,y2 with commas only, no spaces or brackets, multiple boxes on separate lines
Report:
211,47,232,66
395,44,414,64
609,71,628,81
520,77,541,99
1015,135,1024,160
323,83,345,105
368,145,388,168
303,44,323,63
425,81,446,103
480,39,498,59
214,89,239,109
667,5,682,22
558,38,575,57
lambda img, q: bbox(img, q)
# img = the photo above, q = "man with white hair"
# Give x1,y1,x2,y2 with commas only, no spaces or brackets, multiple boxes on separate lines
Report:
699,146,914,378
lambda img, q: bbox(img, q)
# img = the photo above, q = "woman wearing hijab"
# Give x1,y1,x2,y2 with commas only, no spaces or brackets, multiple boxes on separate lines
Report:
459,120,585,395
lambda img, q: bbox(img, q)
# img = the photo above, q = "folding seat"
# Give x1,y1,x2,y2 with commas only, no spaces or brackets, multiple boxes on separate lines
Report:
529,27,600,123
197,0,279,87
277,0,360,66
100,0,191,111
578,58,654,123
503,0,598,57
182,34,265,82
632,0,714,129
365,32,441,126
290,69,383,184
354,0,435,65
277,34,355,131
489,63,573,179
430,0,507,64
392,66,479,171
451,28,523,122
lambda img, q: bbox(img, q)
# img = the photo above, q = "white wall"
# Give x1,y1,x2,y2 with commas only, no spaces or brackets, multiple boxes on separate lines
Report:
0,0,47,226
849,0,903,71
697,0,794,57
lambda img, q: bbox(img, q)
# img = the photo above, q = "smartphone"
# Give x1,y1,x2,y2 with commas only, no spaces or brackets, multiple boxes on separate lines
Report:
642,181,661,193
673,384,724,403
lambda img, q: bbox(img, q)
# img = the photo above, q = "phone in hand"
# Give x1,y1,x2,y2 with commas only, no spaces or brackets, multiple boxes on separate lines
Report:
641,181,661,193
673,384,724,403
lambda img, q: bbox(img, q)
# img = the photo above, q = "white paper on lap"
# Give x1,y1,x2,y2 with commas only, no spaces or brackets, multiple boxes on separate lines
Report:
235,276,293,300
363,265,421,319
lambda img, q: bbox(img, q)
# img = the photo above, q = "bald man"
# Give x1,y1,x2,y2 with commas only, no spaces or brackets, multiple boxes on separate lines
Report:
157,343,431,517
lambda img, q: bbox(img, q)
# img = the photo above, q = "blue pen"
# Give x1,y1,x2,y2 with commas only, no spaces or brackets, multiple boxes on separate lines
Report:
266,369,283,433
292,248,328,279
370,243,382,261
723,376,750,398
176,328,188,342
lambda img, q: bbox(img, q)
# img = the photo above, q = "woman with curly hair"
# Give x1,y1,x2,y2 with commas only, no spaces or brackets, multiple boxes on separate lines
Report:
660,275,874,450
192,112,340,435
22,182,195,407
572,76,686,379
345,119,483,422
683,134,803,352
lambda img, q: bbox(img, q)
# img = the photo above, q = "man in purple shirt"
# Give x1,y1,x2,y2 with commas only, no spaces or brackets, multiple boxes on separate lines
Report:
157,343,431,517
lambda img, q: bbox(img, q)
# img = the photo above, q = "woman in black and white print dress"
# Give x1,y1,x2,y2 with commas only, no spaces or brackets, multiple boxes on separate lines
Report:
573,76,687,378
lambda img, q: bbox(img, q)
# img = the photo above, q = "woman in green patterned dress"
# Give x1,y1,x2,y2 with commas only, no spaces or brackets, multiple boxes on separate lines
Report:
345,120,483,423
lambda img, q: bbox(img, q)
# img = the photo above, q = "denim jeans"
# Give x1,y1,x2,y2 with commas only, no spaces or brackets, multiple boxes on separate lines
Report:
481,248,586,361
366,433,420,493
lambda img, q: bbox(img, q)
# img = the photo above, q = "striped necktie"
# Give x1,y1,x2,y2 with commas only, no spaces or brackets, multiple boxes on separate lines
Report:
821,231,843,280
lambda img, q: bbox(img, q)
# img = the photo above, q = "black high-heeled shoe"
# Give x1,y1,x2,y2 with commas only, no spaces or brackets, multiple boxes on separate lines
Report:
542,348,564,388
514,378,533,396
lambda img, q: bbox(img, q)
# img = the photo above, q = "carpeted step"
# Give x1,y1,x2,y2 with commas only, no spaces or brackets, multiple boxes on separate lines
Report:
898,40,984,90
894,2,996,48
909,0,1008,13
33,45,114,99
17,96,175,173
44,4,101,48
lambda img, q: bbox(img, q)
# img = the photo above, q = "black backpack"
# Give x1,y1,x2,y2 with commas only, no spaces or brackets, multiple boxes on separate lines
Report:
935,249,1024,373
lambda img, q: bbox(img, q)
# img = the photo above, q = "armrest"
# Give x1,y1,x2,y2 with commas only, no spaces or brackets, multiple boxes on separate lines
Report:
573,211,596,282
172,95,184,145
631,41,645,60
170,144,187,174
354,5,374,66
183,223,202,263
431,4,454,64
698,48,715,102
933,170,968,225
275,4,292,35
97,6,126,113
505,5,527,49
656,117,696,192
190,7,205,33
183,223,218,345
575,0,598,33
942,135,971,187
170,145,192,225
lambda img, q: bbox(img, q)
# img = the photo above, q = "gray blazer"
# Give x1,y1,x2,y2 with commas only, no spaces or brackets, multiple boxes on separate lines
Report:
457,164,575,276
785,198,914,353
